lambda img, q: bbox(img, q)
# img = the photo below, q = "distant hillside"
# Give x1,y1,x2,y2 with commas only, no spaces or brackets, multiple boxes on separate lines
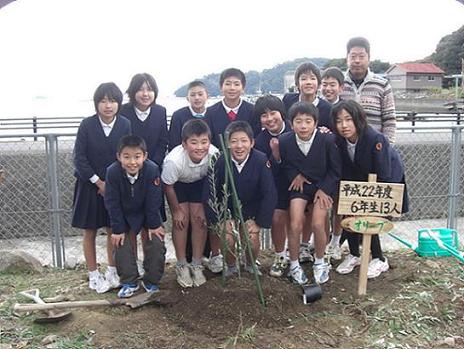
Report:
174,57,329,97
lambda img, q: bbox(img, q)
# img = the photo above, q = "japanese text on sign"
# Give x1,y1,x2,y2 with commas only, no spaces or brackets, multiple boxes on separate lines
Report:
338,181,404,218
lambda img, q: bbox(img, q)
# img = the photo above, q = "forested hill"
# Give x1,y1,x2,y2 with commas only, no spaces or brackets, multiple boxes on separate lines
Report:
174,57,329,97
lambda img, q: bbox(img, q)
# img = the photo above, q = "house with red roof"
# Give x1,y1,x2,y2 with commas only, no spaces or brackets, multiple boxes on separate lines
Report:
386,63,445,92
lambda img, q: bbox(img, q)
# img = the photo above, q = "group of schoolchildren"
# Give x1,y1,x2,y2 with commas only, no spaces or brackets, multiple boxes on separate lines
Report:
72,41,409,299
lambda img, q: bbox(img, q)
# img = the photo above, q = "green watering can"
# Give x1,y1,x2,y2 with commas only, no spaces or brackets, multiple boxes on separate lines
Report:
388,228,464,264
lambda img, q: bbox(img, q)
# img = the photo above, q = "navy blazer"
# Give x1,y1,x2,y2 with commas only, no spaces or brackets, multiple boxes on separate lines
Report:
205,149,277,229
120,103,168,167
279,130,341,196
205,100,260,148
105,159,162,234
335,126,409,212
282,93,333,130
169,106,207,151
254,122,292,197
73,114,131,181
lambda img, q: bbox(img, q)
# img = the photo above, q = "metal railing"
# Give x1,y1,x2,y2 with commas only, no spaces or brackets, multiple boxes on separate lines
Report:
0,126,463,267
0,112,462,136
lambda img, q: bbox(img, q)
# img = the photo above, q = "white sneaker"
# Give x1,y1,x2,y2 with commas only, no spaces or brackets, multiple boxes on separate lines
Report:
89,272,111,294
299,244,314,263
336,254,361,275
313,263,330,284
105,268,121,289
326,244,342,260
189,264,206,287
175,264,193,288
137,260,145,278
207,254,224,274
269,255,288,278
367,258,389,279
287,265,308,285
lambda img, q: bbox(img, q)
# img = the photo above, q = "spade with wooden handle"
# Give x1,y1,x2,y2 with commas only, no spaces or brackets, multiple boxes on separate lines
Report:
14,289,166,314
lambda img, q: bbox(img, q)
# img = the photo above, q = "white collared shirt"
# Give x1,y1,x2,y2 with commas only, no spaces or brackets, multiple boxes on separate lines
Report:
98,115,116,137
135,106,151,122
126,172,139,185
222,98,242,115
231,154,250,173
346,139,357,162
189,105,207,118
295,130,316,156
161,144,219,185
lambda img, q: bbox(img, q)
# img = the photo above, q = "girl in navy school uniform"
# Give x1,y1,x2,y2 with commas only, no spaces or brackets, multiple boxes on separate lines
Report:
71,82,131,293
253,95,292,278
120,73,168,273
332,100,409,279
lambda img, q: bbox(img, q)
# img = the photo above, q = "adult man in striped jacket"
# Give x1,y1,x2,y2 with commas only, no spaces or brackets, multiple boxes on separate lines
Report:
340,37,396,144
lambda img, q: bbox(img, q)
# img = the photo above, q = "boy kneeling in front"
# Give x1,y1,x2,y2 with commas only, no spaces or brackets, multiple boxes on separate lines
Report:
105,135,166,298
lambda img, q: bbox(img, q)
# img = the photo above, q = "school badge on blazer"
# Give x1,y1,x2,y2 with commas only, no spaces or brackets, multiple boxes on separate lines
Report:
153,177,161,186
375,142,383,151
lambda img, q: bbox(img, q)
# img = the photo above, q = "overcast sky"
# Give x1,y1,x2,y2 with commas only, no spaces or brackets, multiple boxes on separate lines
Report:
0,0,463,117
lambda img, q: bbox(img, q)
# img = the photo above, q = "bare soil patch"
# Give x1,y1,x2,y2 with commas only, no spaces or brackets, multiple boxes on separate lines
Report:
1,250,464,349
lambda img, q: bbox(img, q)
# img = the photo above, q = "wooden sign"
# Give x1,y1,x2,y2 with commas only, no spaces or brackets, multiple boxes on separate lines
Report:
338,180,404,218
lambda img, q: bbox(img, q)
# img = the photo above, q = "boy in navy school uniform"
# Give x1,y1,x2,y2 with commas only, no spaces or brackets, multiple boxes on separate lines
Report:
283,61,333,130
162,119,219,288
205,67,261,148
105,135,166,298
273,102,341,285
169,80,209,151
282,61,333,263
205,121,277,275
321,66,345,106
253,95,292,278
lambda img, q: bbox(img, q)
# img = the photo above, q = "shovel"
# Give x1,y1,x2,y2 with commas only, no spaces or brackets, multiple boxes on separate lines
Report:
18,289,72,323
14,289,167,315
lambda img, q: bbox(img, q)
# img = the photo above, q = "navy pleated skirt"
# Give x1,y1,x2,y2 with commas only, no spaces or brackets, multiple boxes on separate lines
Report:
71,179,110,230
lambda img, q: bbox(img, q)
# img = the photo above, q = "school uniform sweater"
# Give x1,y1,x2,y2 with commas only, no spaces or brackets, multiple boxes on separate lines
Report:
205,149,277,229
168,106,207,150
73,114,132,181
335,125,408,213
120,103,168,167
278,130,341,197
282,93,333,130
340,69,396,144
105,159,162,234
205,100,260,148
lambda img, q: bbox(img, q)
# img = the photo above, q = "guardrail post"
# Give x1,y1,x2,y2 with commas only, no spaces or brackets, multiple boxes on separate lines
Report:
45,134,64,268
447,127,462,230
32,116,38,141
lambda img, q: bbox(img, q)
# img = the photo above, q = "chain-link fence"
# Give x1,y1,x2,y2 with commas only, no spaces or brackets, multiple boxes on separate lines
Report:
0,126,463,267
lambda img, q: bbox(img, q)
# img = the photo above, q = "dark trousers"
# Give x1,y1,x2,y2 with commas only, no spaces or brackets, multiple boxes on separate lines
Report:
346,232,384,261
114,233,166,285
